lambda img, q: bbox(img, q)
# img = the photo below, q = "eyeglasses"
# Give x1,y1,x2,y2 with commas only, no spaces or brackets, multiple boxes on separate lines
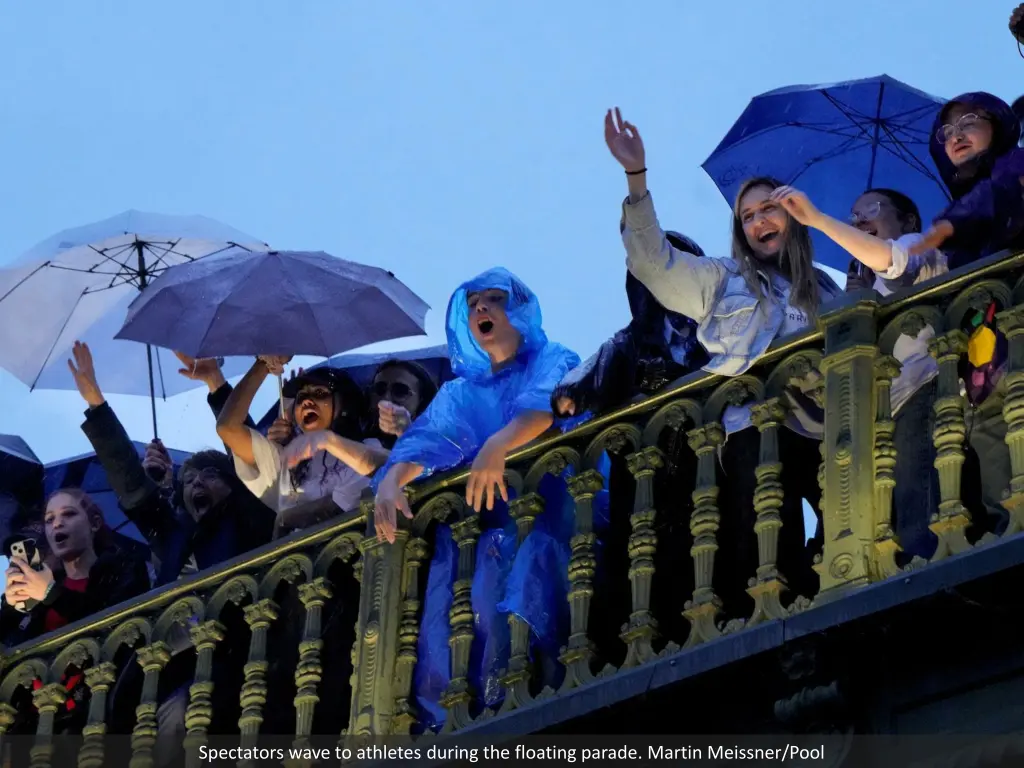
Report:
372,380,412,399
936,113,989,144
849,201,885,225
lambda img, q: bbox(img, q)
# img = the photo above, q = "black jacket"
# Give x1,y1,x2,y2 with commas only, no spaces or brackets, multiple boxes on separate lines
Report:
552,268,708,418
0,548,151,645
80,402,275,586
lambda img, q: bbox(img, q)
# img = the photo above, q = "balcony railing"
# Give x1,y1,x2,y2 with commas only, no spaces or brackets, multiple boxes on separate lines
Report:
3,249,1024,765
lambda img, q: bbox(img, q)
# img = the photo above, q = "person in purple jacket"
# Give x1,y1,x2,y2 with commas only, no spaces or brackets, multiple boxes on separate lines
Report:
912,92,1024,267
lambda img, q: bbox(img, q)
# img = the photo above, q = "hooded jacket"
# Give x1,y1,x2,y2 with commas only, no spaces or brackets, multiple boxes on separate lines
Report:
551,232,709,418
372,267,580,484
928,91,1024,267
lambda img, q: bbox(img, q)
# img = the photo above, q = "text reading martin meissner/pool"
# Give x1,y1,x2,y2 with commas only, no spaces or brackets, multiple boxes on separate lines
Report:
201,743,826,763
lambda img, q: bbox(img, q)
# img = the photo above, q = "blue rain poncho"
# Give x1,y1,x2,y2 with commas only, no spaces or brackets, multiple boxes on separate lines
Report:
372,267,580,729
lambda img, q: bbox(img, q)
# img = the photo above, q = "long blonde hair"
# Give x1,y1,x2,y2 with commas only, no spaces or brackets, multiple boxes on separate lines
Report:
730,176,820,320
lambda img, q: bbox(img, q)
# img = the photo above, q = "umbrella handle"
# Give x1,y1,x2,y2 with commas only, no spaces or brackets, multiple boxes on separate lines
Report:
278,374,286,419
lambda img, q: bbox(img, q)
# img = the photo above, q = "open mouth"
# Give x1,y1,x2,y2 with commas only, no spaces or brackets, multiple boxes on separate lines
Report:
757,231,780,245
191,491,211,511
52,532,69,547
301,410,320,427
477,318,494,335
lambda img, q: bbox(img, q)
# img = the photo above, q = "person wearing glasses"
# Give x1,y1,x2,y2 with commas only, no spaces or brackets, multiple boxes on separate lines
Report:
364,360,439,448
911,92,1024,267
772,185,944,564
217,360,390,529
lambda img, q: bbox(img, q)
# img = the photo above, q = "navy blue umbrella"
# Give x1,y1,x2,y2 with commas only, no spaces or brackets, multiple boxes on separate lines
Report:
0,435,44,533
702,74,950,271
254,344,453,434
44,442,192,551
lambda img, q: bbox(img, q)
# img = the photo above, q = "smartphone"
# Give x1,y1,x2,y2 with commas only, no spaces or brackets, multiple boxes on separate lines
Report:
4,536,43,612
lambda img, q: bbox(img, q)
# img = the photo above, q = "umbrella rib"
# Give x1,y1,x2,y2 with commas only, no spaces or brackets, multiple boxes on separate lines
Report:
0,261,50,303
28,287,87,391
874,122,952,201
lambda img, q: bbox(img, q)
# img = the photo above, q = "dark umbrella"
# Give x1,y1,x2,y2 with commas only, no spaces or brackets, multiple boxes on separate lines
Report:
702,74,949,270
253,344,452,433
0,435,44,541
114,249,430,416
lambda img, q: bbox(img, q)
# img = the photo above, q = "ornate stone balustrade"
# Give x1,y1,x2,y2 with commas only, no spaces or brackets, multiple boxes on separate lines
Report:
2,249,1024,762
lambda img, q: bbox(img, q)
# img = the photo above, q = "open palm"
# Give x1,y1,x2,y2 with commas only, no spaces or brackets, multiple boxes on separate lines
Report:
604,107,646,173
67,341,105,407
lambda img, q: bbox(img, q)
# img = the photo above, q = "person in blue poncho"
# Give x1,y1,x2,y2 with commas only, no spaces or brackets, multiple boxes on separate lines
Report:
373,267,580,533
372,267,580,727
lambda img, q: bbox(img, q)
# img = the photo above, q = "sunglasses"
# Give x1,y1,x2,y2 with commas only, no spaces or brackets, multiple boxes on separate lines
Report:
372,380,413,399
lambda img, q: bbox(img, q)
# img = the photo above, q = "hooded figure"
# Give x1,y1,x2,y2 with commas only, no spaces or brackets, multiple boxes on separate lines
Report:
927,91,1024,269
374,268,580,480
372,267,580,729
551,231,709,420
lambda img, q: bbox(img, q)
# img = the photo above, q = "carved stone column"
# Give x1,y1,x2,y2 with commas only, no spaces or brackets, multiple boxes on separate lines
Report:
290,578,332,759
872,356,903,579
347,509,408,737
500,492,545,712
0,702,16,761
183,621,226,768
29,682,67,768
747,398,789,625
996,306,1024,535
928,330,972,559
816,300,881,601
236,599,278,766
391,537,429,734
683,422,725,646
130,642,171,768
76,662,117,768
440,513,481,733
559,471,604,691
621,447,664,667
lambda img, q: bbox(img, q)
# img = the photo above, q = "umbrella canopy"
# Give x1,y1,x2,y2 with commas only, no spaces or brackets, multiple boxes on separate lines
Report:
702,74,949,270
0,210,269,434
253,344,453,433
43,441,192,548
0,435,44,513
115,249,431,358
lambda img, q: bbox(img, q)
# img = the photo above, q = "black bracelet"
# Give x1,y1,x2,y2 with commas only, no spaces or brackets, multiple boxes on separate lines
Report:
626,167,647,176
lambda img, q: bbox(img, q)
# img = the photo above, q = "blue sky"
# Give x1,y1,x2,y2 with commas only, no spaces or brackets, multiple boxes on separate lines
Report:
0,0,1020,464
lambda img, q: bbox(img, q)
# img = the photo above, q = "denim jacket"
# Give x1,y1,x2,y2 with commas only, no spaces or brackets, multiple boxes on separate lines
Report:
621,191,841,377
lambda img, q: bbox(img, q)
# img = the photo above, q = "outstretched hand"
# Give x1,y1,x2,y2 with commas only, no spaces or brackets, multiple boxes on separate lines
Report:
604,108,646,173
465,437,509,512
908,220,954,257
67,341,105,408
373,476,413,544
174,351,226,391
770,185,823,228
257,355,293,376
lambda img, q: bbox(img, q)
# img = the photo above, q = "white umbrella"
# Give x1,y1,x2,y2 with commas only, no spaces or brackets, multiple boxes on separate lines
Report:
0,210,269,437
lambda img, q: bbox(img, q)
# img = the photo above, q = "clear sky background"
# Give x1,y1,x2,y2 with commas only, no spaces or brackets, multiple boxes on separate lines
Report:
0,1,1020,465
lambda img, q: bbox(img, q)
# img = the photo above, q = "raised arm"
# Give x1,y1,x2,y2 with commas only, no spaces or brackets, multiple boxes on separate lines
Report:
68,342,176,555
771,186,897,270
216,356,290,466
605,107,724,321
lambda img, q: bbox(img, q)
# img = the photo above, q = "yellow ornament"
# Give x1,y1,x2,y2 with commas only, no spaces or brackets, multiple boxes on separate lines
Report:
968,324,997,368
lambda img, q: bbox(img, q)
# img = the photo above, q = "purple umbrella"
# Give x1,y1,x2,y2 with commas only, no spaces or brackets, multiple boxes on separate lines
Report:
115,250,430,358
114,249,430,415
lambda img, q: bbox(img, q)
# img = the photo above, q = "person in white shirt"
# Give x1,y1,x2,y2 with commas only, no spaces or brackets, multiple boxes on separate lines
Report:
774,185,948,563
217,358,389,533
